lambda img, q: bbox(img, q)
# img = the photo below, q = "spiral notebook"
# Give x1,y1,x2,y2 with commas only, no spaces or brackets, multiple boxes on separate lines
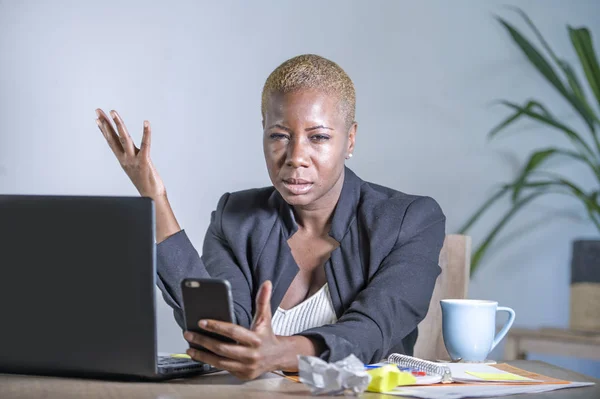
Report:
273,354,573,386
380,355,595,399
383,354,571,385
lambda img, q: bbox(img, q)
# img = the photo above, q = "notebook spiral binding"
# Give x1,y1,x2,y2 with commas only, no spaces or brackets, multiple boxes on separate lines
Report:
387,354,453,383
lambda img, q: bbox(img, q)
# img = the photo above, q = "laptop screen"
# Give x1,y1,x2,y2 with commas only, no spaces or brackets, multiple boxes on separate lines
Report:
0,195,158,378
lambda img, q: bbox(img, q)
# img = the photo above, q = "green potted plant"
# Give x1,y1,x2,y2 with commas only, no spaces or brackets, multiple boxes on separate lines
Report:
459,8,600,331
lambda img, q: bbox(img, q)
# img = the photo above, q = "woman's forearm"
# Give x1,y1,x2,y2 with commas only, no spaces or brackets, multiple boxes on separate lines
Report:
153,194,182,243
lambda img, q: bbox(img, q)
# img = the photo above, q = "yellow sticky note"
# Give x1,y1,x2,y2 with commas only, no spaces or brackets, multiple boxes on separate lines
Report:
367,364,417,392
170,353,191,359
466,371,529,381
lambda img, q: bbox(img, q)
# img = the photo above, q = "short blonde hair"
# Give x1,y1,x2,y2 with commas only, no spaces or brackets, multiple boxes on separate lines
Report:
261,54,356,129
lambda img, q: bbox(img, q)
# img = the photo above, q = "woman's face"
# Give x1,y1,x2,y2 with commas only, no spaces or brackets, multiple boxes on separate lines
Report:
263,89,356,208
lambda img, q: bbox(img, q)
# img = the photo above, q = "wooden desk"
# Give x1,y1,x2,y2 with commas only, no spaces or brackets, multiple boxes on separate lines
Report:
505,328,600,361
0,360,598,399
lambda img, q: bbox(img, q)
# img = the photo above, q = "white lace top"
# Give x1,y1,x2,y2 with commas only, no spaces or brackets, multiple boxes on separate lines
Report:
271,283,338,336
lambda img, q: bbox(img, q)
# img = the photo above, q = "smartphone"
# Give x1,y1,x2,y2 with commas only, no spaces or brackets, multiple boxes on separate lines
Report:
181,278,237,352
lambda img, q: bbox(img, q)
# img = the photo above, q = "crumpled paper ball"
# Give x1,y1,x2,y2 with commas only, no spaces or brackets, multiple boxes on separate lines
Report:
298,354,371,396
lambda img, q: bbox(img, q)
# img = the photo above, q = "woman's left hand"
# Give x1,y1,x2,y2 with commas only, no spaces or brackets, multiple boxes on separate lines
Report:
183,280,285,380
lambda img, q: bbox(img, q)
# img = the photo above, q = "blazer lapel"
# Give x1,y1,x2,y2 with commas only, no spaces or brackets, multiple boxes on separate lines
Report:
326,167,365,316
252,191,299,316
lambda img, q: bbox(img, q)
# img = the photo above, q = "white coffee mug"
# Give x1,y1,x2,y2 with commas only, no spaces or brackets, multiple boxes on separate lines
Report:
441,299,516,362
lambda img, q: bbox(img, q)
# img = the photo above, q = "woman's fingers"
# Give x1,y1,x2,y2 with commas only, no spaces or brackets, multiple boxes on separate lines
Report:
184,332,258,362
96,109,122,149
95,108,167,199
110,110,136,156
251,280,273,330
186,348,264,380
96,108,151,160
140,120,151,159
96,109,123,156
96,115,124,159
186,348,249,374
196,320,262,347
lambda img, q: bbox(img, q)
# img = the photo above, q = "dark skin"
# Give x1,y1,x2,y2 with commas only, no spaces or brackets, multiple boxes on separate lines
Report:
264,90,354,308
95,89,357,380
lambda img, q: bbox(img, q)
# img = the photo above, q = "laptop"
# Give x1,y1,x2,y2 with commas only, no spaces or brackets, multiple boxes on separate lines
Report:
0,195,216,380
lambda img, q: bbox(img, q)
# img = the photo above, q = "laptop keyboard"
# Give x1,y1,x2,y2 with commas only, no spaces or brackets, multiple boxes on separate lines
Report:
158,356,195,366
157,355,214,375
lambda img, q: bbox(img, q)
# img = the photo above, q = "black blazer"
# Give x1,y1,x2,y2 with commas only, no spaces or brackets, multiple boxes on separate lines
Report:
156,167,446,363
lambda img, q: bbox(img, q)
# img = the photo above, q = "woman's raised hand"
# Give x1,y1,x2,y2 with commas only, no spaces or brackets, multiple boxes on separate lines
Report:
95,109,165,200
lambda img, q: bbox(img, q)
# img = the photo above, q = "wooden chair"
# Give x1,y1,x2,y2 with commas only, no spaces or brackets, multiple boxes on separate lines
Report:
413,234,471,360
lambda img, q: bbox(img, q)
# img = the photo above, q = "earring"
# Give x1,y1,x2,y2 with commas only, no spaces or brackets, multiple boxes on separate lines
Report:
347,153,353,159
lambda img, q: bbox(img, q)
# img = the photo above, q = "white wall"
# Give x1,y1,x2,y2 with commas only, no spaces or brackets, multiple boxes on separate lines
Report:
1,0,598,377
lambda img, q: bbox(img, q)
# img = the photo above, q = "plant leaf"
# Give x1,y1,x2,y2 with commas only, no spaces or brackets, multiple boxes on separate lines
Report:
457,186,511,234
497,16,597,131
559,60,600,129
488,100,552,139
555,176,600,213
550,175,600,231
470,190,547,275
589,191,600,232
591,190,600,206
511,148,600,201
459,144,599,235
511,149,557,201
467,12,600,273
500,100,596,158
466,176,600,273
560,61,592,113
534,171,600,216
569,27,600,112
508,7,598,130
511,174,600,226
496,17,568,96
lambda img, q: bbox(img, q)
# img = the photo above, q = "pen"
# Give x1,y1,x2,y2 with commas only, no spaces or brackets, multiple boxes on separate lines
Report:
364,364,427,376
399,367,426,376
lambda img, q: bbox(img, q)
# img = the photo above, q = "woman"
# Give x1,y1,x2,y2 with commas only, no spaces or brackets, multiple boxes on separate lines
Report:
96,54,445,380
